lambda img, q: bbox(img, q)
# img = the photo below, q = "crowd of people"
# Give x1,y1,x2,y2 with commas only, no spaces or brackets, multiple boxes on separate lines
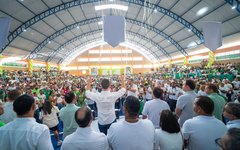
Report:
0,62,239,150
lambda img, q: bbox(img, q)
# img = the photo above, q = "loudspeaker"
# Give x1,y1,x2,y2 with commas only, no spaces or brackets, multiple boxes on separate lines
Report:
0,17,10,49
104,16,125,47
202,21,222,51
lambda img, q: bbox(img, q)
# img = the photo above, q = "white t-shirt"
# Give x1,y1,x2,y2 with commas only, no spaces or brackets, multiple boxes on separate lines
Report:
182,116,227,150
107,119,155,150
145,87,153,100
142,99,170,128
127,84,138,97
42,106,60,128
154,129,183,150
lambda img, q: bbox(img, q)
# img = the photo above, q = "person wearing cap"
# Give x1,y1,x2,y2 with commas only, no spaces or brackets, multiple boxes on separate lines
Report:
61,106,109,150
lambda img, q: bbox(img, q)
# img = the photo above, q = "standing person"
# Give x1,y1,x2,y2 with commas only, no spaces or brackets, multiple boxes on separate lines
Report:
0,95,53,150
223,102,240,129
182,96,227,150
144,83,152,101
154,110,183,150
76,88,86,107
175,79,197,127
0,89,21,124
205,84,226,121
86,77,126,135
42,101,62,146
127,78,138,98
167,81,180,112
215,128,240,150
107,96,155,150
0,101,5,127
61,106,109,150
142,87,170,128
60,91,79,139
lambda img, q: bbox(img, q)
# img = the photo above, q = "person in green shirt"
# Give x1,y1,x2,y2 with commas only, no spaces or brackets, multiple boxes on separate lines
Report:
43,87,52,101
0,101,5,127
76,88,86,107
205,84,226,121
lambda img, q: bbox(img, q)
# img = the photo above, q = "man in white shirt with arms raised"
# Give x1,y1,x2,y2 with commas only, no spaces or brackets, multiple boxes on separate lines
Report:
86,76,126,135
127,78,138,97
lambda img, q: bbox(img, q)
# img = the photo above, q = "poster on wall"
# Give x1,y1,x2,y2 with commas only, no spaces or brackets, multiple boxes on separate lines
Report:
124,67,132,76
90,68,98,76
113,69,120,75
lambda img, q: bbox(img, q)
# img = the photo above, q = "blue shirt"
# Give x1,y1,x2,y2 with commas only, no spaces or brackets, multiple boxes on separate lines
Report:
226,119,240,129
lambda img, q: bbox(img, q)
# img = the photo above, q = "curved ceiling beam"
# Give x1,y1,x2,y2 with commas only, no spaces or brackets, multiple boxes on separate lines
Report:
225,0,240,13
59,39,159,65
1,0,202,53
46,29,170,62
28,17,181,59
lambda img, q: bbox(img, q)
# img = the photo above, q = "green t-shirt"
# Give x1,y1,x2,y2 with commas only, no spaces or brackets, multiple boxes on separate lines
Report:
208,93,226,121
0,121,5,127
43,89,52,101
32,89,40,96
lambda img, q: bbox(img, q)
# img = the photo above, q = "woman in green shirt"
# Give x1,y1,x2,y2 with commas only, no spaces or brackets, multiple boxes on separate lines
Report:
76,88,86,107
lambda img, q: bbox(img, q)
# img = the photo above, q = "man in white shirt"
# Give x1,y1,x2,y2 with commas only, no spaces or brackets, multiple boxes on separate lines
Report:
86,77,126,135
176,79,197,127
144,83,153,101
0,89,21,123
127,78,138,97
232,78,240,90
61,106,109,150
0,94,53,150
107,96,155,150
182,96,227,150
167,81,180,112
223,102,240,129
142,87,170,128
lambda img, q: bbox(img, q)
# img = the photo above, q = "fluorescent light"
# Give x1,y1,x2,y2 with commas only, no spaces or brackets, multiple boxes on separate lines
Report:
95,4,128,11
187,41,197,48
133,65,142,68
78,58,88,62
89,58,100,62
98,21,103,25
76,26,80,29
112,57,121,61
78,66,88,70
101,58,111,61
101,50,111,54
89,50,100,54
232,5,237,9
122,57,132,61
154,9,157,13
196,7,208,16
132,57,143,61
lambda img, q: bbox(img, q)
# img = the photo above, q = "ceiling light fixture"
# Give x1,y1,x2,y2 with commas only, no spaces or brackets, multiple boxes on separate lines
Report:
232,5,237,9
95,4,128,11
76,26,79,29
23,29,26,32
196,7,208,16
98,21,103,25
188,29,191,32
154,9,157,13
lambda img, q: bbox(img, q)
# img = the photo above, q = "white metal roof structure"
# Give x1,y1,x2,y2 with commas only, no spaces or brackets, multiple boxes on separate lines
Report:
0,0,239,65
